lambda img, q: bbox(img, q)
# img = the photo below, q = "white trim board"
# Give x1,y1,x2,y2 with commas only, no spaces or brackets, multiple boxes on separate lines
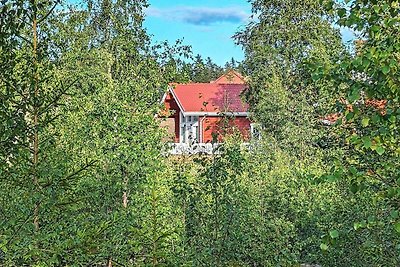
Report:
168,86,186,113
184,112,249,117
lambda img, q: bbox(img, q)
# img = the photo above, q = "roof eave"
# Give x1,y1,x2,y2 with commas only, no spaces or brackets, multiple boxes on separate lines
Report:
184,111,249,117
168,86,186,114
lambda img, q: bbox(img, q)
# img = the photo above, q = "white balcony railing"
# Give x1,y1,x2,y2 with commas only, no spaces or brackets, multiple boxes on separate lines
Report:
166,142,253,155
167,143,221,155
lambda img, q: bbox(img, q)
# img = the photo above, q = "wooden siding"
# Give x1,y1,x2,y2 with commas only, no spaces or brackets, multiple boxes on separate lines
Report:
164,92,180,143
201,116,251,143
160,118,175,142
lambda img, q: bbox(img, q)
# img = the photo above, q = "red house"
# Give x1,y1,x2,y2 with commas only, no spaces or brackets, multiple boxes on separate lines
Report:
161,71,252,143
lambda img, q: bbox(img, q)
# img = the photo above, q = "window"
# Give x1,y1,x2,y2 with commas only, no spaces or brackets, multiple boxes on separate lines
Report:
180,115,200,143
250,123,262,140
181,126,186,143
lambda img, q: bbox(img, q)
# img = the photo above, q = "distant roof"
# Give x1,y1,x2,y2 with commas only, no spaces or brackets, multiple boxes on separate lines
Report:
211,70,245,84
169,71,248,114
321,98,387,125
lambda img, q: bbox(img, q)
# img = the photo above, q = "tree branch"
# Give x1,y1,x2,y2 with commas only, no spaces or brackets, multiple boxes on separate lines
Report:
38,1,60,24
40,160,97,189
39,78,79,116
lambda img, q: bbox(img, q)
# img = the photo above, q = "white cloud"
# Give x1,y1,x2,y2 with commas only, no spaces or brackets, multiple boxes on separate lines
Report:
146,6,249,26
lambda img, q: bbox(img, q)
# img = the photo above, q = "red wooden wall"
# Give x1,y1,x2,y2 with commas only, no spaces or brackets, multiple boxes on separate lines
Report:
201,116,251,143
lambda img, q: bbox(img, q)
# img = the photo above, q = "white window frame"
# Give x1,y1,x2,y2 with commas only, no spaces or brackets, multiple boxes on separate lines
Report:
180,113,199,143
250,123,262,140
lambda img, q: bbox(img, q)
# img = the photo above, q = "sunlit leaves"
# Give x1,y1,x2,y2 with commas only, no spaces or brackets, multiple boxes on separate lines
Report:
391,210,399,220
395,222,400,234
354,221,367,231
361,117,370,127
382,64,390,74
329,229,339,239
320,243,329,251
376,146,386,155
0,0,188,265
362,136,372,149
317,0,400,256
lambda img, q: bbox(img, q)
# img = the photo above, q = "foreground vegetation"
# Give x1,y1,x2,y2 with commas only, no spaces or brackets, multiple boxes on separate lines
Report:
1,0,399,266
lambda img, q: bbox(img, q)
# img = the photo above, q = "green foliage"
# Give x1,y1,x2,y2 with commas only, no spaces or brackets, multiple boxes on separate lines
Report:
187,55,224,83
235,0,345,159
233,0,400,265
179,54,243,83
0,0,186,265
1,0,399,266
309,0,400,265
320,0,400,230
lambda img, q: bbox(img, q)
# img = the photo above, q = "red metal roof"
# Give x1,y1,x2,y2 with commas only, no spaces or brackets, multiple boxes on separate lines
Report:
171,83,248,113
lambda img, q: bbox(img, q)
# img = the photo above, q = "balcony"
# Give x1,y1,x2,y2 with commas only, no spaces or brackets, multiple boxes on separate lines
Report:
166,143,221,155
166,142,254,155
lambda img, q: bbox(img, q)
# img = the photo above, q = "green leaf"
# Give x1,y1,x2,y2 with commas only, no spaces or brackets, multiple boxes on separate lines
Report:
395,222,400,233
334,118,343,126
346,112,355,121
353,57,362,67
371,114,380,123
350,183,359,194
326,174,338,182
367,215,375,223
382,65,390,74
354,221,366,230
311,72,321,81
371,25,380,32
362,57,370,68
348,88,360,102
388,188,397,198
390,210,399,219
361,117,370,127
362,137,372,149
320,243,329,251
337,8,346,17
329,230,339,239
349,166,358,175
376,146,385,155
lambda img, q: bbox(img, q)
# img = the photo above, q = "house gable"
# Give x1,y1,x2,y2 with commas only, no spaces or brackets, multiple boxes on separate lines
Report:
212,70,245,84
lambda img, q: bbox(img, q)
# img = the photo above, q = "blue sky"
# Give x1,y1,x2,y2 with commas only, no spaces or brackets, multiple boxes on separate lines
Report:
144,1,356,66
144,0,251,66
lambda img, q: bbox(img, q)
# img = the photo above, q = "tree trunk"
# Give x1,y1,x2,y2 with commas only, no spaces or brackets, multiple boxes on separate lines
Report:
32,0,40,232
